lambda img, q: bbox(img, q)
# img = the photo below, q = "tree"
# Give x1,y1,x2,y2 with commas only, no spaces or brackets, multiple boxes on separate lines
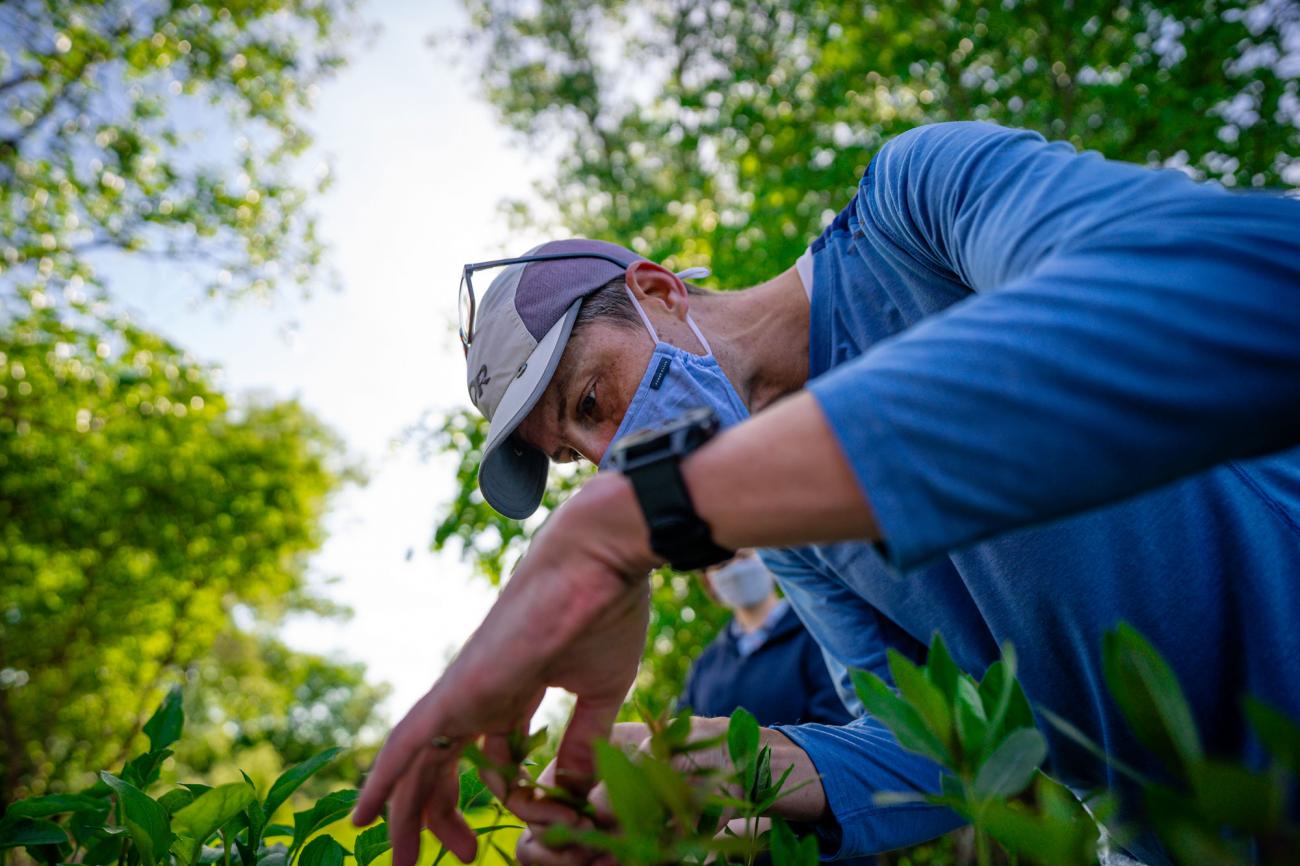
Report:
0,307,377,802
461,0,1299,280
0,0,360,312
0,0,378,804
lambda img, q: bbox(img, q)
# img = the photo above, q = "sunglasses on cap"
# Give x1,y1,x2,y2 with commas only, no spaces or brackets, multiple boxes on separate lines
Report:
457,252,636,356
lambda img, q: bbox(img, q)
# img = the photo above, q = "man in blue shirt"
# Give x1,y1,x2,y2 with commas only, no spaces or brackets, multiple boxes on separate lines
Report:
353,122,1300,866
681,551,855,729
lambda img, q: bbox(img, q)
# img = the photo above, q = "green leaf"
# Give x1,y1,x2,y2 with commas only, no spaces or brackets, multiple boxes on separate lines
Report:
1144,783,1252,866
851,669,951,765
290,791,358,856
1102,623,1202,775
1187,760,1283,832
727,706,761,792
593,740,663,838
142,686,185,751
123,749,174,790
158,788,197,815
172,783,256,864
0,817,69,850
298,836,345,866
925,633,961,701
7,794,108,820
457,766,493,811
242,778,267,866
973,729,1047,800
767,818,817,866
100,772,173,866
263,747,344,820
353,823,391,866
978,798,1096,866
888,649,953,749
1244,697,1300,776
954,678,988,763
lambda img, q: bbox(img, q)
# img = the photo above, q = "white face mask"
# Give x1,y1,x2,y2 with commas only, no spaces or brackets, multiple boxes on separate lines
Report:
710,557,775,610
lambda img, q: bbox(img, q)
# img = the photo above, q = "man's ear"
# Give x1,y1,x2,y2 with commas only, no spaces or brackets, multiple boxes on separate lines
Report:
625,261,690,320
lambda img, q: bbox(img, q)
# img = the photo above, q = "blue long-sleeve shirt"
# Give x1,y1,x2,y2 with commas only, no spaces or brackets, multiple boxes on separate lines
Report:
763,122,1300,863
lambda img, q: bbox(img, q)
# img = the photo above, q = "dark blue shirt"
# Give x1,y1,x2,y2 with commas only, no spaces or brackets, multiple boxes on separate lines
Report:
764,122,1300,863
680,602,856,728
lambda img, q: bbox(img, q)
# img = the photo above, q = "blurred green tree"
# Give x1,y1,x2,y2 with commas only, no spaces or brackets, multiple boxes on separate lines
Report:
420,0,1299,711
0,308,381,803
0,0,360,311
0,0,377,805
461,0,1298,277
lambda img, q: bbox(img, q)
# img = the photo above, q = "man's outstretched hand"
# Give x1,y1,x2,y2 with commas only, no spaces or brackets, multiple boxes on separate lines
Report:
351,473,659,866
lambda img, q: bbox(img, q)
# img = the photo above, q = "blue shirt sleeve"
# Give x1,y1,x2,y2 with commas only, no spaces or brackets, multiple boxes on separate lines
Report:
809,121,1300,569
760,548,964,857
775,717,966,859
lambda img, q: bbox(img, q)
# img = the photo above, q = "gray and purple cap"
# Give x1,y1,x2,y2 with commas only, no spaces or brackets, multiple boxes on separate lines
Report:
464,238,707,519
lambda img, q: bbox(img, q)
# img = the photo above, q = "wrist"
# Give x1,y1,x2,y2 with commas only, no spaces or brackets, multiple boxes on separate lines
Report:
569,471,663,578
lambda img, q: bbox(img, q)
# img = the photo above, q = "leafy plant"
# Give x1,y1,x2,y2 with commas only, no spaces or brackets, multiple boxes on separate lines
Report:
856,626,1300,866
0,690,512,866
463,706,817,866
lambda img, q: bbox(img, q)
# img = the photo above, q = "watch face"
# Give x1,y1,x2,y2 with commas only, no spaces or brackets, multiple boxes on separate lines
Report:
611,406,720,467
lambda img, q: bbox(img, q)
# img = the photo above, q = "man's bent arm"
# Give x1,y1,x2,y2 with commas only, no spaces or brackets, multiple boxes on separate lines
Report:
691,122,1300,567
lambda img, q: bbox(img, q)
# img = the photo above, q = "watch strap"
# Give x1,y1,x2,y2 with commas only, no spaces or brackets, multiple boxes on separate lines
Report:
624,456,733,571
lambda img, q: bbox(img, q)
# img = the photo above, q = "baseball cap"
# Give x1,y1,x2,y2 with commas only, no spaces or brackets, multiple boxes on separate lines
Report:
463,238,708,519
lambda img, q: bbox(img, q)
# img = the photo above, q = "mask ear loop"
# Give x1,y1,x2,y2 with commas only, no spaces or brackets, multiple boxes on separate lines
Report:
624,265,716,354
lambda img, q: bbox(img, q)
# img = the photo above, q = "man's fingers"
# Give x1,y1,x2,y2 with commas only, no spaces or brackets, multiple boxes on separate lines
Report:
516,828,595,866
387,759,429,866
423,758,477,864
355,695,444,825
505,788,582,826
478,733,514,803
554,695,622,795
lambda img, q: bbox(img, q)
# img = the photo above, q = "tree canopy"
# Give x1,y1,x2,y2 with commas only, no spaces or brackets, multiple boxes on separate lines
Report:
0,0,376,804
0,0,360,313
0,307,383,802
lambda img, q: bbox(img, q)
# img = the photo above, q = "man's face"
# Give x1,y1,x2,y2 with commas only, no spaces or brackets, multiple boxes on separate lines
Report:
513,319,654,466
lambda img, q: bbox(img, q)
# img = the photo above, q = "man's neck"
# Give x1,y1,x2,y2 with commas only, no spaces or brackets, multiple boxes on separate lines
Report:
692,265,810,414
734,594,780,633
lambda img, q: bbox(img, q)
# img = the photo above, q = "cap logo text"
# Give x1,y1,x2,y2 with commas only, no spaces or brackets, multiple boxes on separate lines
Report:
470,365,492,404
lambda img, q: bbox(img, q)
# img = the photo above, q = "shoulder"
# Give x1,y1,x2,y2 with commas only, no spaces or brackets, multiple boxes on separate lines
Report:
874,121,1048,171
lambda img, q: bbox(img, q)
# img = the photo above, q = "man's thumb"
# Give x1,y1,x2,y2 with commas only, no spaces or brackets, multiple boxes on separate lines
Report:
554,694,622,796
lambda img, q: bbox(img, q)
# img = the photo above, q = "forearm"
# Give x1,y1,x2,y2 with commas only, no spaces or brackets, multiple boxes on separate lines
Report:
759,729,827,822
683,390,879,551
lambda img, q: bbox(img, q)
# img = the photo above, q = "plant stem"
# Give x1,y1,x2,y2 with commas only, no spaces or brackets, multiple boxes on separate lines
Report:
222,829,231,866
975,827,991,866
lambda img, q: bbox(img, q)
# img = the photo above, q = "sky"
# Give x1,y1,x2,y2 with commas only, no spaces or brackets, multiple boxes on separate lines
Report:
111,0,558,724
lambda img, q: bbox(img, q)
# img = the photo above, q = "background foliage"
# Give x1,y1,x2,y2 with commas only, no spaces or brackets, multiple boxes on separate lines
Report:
0,0,379,807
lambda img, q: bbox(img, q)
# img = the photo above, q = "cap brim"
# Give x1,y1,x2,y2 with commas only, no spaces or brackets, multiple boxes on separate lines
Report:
478,299,582,519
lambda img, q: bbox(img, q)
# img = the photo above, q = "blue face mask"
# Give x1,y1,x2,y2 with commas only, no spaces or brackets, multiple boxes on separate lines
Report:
598,288,750,471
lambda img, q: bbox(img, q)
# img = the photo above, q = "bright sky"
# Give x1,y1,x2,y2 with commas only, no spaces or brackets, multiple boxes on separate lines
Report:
111,0,555,723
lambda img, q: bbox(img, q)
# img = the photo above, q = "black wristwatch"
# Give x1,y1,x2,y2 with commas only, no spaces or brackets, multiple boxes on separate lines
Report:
606,406,734,571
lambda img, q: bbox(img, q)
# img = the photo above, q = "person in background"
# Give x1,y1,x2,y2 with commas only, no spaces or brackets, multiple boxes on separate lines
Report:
681,550,853,729
682,550,876,866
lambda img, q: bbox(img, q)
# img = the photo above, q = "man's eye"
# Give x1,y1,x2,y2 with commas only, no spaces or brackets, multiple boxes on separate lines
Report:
578,386,597,418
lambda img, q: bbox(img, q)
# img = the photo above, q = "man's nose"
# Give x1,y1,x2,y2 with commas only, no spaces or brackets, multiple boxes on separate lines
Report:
572,426,617,466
